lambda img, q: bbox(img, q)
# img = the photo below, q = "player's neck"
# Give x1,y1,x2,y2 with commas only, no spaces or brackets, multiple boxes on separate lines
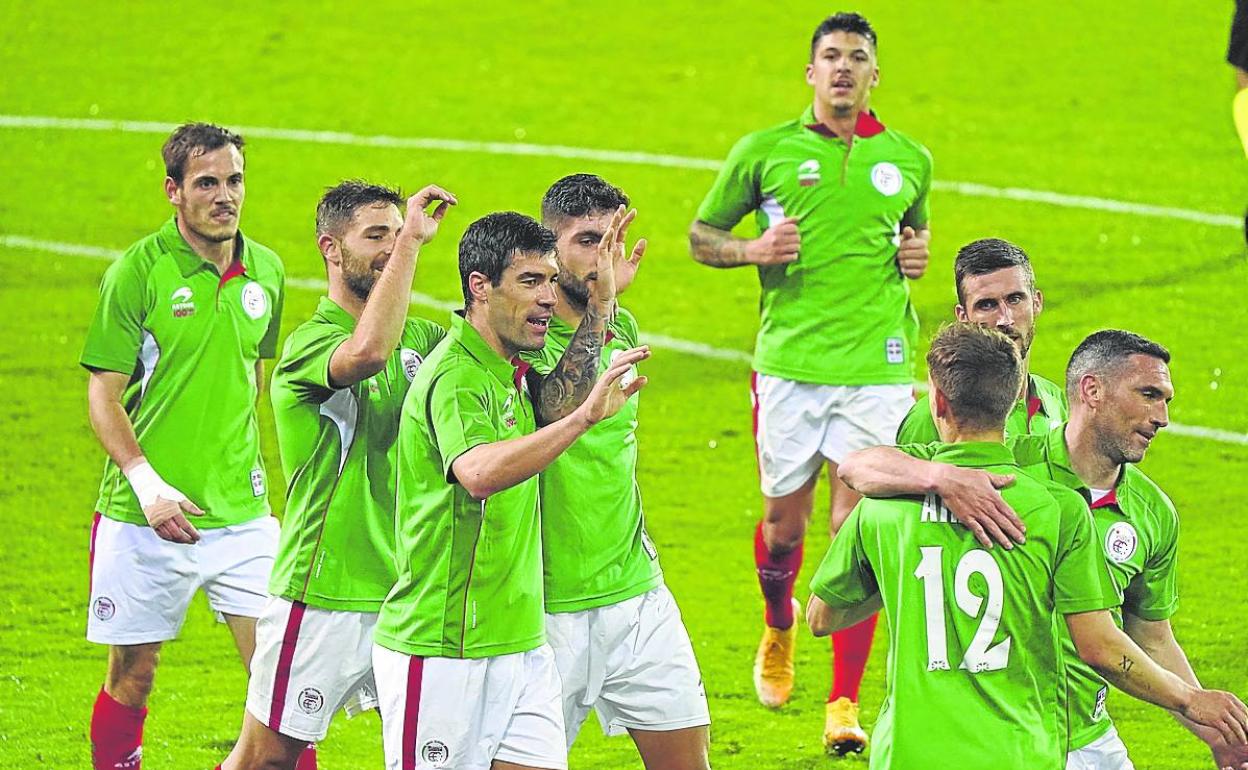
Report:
466,306,519,361
553,286,585,328
812,99,866,142
1018,361,1033,401
1064,418,1121,490
328,280,366,320
938,424,1005,444
176,215,235,274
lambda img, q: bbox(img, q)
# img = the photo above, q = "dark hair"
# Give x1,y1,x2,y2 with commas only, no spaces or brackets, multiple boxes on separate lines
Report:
953,238,1036,305
540,173,629,228
316,180,404,238
162,122,245,185
1065,330,1171,400
459,212,557,305
810,12,877,59
926,323,1023,431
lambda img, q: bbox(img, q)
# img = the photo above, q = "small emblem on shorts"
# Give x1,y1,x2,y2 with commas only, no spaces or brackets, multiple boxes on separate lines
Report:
241,281,267,320
297,687,324,714
250,469,266,497
171,286,196,318
1104,522,1138,563
400,348,423,382
885,337,905,364
421,740,450,766
871,162,903,196
93,596,116,621
798,158,821,187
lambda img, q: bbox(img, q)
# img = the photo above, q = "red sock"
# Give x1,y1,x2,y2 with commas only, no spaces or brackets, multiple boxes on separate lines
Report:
91,687,147,769
295,744,318,770
829,613,879,702
754,521,803,630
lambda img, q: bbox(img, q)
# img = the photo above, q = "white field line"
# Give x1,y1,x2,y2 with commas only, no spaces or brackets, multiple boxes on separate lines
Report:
4,234,1244,446
0,114,1240,229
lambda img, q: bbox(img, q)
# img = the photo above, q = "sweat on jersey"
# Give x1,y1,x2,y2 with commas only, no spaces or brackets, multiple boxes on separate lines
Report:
267,297,445,612
80,216,285,528
810,441,1117,769
696,106,932,386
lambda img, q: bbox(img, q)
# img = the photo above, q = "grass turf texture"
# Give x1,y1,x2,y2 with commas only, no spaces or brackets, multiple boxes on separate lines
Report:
1,1,1246,767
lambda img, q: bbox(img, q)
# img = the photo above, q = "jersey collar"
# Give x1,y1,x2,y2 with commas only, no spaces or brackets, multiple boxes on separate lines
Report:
927,441,1016,469
448,311,525,389
160,215,251,279
316,296,358,332
800,104,887,140
1044,422,1129,508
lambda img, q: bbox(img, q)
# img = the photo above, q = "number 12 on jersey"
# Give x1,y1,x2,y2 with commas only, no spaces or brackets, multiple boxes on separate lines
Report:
914,546,1012,673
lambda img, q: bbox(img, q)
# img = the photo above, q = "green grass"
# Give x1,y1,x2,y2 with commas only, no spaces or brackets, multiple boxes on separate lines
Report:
1,1,1246,767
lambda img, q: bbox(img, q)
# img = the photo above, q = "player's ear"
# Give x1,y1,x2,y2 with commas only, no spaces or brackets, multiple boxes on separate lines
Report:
932,385,950,420
954,304,969,322
1077,373,1101,407
467,271,491,305
164,177,180,206
318,233,340,265
805,62,816,86
1033,289,1044,314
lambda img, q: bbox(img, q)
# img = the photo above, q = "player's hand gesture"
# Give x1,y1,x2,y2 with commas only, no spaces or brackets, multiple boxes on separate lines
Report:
1183,689,1248,747
935,465,1024,549
746,217,800,266
896,225,929,278
587,205,633,311
577,345,650,426
613,211,646,295
403,185,457,246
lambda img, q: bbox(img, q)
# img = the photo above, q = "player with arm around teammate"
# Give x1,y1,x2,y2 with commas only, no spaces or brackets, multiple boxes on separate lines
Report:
217,181,455,770
805,324,1248,769
688,12,931,753
82,123,285,770
522,174,710,770
371,211,649,770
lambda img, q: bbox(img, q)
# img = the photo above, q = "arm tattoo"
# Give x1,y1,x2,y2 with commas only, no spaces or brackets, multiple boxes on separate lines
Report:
1120,656,1135,674
530,302,605,425
689,221,751,268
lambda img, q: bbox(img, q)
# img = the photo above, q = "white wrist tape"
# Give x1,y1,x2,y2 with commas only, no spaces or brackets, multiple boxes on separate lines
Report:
124,461,185,509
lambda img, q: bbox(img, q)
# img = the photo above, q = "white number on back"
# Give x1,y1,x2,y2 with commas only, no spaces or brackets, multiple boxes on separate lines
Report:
914,546,1012,673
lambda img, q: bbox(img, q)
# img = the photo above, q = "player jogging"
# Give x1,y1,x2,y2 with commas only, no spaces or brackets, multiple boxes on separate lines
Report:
217,182,455,769
689,11,932,754
807,324,1248,769
81,123,285,770
524,174,711,769
371,210,648,770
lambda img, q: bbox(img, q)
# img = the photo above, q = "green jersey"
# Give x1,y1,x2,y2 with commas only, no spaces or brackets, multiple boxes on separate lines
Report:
520,308,662,614
896,373,1067,445
80,216,285,528
268,297,445,611
1011,424,1180,749
696,106,932,386
811,442,1116,770
375,313,543,658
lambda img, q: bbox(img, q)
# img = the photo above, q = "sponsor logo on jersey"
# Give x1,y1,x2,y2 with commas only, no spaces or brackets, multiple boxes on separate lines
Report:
871,161,903,196
297,687,324,714
1104,521,1138,563
885,337,905,364
250,468,266,497
400,348,423,382
171,286,196,318
93,596,116,621
421,740,450,766
798,158,821,186
502,394,516,429
241,281,267,320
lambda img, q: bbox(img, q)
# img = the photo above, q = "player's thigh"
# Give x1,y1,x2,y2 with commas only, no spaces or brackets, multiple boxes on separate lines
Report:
247,598,377,743
593,587,709,739
824,462,863,535
201,515,280,621
820,384,914,465
88,513,201,646
544,610,595,747
752,373,836,499
494,645,567,770
1065,727,1135,770
628,726,710,770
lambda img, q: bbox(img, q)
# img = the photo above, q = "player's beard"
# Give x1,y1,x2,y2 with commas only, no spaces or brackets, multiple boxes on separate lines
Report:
1092,422,1142,467
341,246,378,302
558,270,592,311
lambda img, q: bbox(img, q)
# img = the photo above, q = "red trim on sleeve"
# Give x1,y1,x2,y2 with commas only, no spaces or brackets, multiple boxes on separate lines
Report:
268,601,307,732
1090,489,1119,510
402,657,426,770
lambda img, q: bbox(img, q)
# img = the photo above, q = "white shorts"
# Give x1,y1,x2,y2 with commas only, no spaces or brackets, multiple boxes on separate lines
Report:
86,513,279,645
751,374,913,497
245,597,378,742
545,585,709,744
373,643,567,770
1066,726,1135,770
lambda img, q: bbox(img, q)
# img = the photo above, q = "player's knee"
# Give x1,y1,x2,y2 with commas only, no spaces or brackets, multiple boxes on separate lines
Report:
108,645,160,696
761,520,805,554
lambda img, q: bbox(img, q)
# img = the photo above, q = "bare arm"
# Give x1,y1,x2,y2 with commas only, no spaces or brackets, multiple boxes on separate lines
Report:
688,218,799,269
1066,610,1248,745
806,593,883,637
453,346,650,500
329,186,456,388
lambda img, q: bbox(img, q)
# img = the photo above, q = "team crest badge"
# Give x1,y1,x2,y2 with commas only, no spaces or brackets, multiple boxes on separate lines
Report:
241,281,267,320
870,161,903,196
798,159,821,187
1104,522,1138,563
400,348,423,382
93,596,116,621
297,687,324,714
420,740,450,766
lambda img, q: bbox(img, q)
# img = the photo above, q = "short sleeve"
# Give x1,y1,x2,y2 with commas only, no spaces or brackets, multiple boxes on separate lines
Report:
428,365,499,481
901,146,933,230
695,132,768,231
613,307,641,348
1123,500,1179,621
895,398,940,445
80,255,148,375
1052,486,1119,614
809,504,879,607
259,271,285,359
896,441,942,461
273,322,350,405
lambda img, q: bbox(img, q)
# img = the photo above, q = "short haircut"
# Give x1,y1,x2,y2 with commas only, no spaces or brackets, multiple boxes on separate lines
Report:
926,323,1023,432
316,180,404,238
953,238,1036,305
1065,330,1171,400
810,12,877,58
162,122,245,185
540,173,629,228
459,212,558,305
